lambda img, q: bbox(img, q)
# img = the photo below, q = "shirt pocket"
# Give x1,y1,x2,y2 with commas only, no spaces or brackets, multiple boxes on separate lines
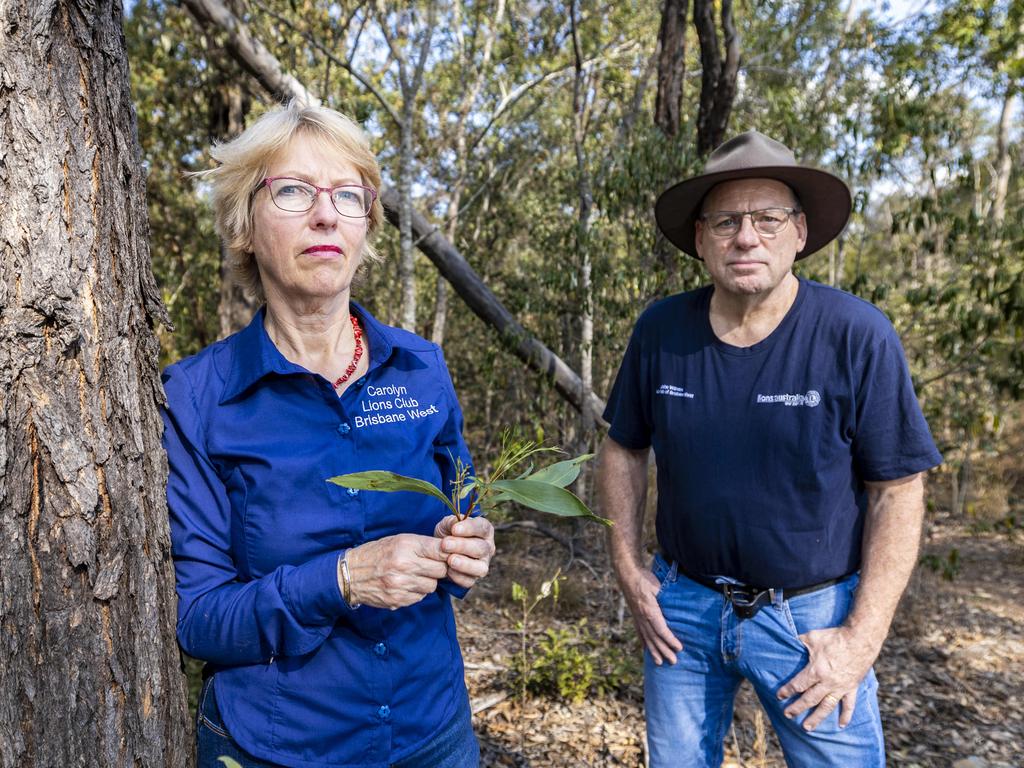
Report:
235,451,366,577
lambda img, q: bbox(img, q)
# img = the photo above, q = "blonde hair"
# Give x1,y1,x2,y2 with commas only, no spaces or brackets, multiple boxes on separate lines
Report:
198,100,384,299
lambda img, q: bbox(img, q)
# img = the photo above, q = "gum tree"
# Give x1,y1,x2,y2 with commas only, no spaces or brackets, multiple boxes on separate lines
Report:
0,1,191,764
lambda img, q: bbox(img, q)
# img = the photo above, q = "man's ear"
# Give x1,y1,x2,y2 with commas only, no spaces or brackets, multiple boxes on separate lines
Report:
794,211,808,252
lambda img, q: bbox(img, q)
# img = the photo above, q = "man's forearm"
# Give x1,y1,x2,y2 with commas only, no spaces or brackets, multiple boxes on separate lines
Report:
598,437,651,577
845,473,926,650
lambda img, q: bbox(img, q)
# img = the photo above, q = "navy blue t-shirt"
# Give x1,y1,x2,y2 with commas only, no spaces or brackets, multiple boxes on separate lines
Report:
603,278,942,589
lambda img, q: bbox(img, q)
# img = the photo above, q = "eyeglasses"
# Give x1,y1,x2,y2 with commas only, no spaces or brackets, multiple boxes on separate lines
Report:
700,207,800,238
258,177,377,218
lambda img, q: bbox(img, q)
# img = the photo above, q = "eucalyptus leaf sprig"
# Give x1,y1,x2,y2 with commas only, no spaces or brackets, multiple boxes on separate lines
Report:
327,431,611,525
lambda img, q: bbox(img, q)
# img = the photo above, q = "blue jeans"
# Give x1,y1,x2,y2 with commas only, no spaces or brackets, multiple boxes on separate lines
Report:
645,554,884,768
196,676,480,768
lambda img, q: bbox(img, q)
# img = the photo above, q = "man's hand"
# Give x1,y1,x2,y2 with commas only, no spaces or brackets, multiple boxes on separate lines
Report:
346,534,449,610
598,438,681,664
621,565,682,666
434,515,495,589
779,473,925,731
777,624,882,731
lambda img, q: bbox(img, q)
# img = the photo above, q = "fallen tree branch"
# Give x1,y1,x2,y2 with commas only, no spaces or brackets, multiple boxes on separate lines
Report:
180,0,606,419
494,519,575,552
471,691,509,714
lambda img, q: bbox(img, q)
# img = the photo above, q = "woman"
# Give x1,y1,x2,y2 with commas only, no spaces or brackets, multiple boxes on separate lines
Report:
161,101,494,768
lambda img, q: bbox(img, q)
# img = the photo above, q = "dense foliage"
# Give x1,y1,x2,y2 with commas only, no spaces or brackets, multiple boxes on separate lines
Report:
127,0,1022,517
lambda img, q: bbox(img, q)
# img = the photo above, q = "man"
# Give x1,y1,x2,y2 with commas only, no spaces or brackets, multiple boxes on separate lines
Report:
599,131,942,767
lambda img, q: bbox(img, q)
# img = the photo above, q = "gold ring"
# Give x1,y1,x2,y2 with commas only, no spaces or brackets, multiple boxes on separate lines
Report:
822,693,839,707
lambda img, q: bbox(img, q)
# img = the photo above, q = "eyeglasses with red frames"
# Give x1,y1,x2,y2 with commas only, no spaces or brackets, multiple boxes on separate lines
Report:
257,177,377,218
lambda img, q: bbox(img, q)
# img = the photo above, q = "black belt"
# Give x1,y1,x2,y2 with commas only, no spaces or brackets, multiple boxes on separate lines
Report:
677,565,847,620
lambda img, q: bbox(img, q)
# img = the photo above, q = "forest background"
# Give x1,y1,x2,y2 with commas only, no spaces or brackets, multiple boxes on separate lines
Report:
130,0,1024,525
127,0,1023,764
0,0,1020,765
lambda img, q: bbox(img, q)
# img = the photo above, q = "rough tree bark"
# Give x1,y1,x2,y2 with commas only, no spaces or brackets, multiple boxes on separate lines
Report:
694,0,739,155
0,2,192,766
655,0,689,138
179,0,605,418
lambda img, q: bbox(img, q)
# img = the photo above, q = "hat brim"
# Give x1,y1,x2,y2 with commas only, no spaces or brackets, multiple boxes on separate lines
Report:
655,166,852,260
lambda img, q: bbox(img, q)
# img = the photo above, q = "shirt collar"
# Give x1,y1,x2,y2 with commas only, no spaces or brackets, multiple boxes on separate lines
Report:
219,300,402,404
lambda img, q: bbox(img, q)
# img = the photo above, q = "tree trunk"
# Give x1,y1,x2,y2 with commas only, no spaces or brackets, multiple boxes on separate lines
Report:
218,244,260,337
211,77,259,337
694,0,739,155
655,0,689,138
397,110,418,331
0,2,192,766
991,84,1016,228
571,0,596,505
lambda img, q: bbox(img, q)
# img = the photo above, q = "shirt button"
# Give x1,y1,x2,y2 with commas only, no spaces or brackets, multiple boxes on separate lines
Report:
347,488,359,497
337,423,351,435
377,704,391,720
373,642,387,657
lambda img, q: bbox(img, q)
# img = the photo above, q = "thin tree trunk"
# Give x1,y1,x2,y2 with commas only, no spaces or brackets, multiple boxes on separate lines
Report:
377,2,437,333
211,77,259,337
991,85,1016,227
0,2,191,765
694,0,739,155
431,0,506,347
398,111,418,331
655,0,690,138
571,0,596,504
652,0,690,286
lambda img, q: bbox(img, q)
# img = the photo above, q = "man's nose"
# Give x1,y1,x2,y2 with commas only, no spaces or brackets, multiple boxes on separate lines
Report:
734,214,760,247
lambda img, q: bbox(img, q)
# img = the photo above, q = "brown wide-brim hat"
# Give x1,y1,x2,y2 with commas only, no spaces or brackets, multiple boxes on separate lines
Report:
655,131,852,260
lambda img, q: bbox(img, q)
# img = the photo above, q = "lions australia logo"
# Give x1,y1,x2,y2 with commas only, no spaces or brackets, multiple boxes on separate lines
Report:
755,390,821,407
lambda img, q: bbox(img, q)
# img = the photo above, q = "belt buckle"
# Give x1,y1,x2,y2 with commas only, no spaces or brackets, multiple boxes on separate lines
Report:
723,584,774,620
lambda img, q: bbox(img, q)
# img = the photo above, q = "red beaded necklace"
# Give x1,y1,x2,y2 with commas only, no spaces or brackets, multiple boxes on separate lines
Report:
333,314,364,389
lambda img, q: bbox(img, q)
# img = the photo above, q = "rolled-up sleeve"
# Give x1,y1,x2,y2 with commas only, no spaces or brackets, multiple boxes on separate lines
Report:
162,364,349,666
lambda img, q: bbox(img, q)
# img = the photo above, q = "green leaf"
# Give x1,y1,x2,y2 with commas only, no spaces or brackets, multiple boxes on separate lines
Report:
489,479,611,525
459,479,477,499
328,471,456,514
217,758,244,768
522,454,595,487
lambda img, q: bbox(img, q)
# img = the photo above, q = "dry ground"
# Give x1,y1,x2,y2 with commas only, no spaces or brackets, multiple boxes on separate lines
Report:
456,514,1024,767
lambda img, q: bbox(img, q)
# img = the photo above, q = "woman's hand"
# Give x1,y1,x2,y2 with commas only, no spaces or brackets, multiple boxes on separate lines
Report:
345,534,449,610
433,515,496,589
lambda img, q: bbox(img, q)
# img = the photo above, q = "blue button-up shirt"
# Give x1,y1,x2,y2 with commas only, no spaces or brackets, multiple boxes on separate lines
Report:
161,303,472,767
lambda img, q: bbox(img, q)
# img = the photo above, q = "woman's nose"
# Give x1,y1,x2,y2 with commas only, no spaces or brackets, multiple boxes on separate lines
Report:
309,190,339,226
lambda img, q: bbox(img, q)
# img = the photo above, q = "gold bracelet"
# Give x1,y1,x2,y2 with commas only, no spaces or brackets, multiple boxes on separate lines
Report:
338,550,361,609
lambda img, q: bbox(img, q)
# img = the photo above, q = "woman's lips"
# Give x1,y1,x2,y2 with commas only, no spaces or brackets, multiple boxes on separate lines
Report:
303,245,343,255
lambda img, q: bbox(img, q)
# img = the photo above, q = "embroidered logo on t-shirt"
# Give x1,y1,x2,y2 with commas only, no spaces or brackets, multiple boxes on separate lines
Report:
353,384,440,428
656,384,695,399
755,390,821,407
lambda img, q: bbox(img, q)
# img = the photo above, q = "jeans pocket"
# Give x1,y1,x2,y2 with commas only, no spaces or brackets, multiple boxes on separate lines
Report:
781,579,855,645
652,553,673,598
198,678,231,740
